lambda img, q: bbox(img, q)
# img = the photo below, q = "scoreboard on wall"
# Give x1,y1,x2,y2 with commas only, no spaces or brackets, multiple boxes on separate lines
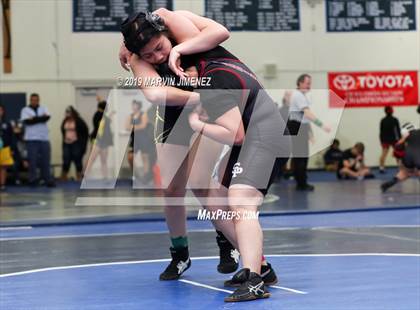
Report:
326,0,416,32
205,0,300,31
73,0,416,33
73,0,173,32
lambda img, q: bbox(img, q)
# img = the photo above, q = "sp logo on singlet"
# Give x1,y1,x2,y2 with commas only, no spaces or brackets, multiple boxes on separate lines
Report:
232,163,243,178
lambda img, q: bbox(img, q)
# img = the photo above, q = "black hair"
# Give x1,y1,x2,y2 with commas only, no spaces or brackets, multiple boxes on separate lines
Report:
65,105,81,119
120,11,167,55
384,106,393,116
30,93,39,98
296,74,311,87
98,101,107,111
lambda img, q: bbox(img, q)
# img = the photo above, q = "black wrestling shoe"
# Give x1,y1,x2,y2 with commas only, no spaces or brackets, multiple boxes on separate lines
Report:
296,184,315,191
260,263,278,286
216,232,240,274
159,246,191,281
381,177,399,192
224,263,278,287
224,269,270,302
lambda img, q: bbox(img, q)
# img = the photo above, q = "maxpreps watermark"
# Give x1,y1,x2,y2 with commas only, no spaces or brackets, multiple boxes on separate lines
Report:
197,209,260,221
117,76,212,87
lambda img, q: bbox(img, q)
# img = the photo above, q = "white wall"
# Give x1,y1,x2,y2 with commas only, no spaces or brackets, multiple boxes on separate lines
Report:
0,0,419,167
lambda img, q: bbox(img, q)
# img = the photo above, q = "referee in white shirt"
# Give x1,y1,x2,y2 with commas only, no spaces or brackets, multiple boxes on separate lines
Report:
287,74,330,191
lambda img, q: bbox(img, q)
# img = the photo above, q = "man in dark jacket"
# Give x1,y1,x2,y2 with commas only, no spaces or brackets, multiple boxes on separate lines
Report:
379,106,400,173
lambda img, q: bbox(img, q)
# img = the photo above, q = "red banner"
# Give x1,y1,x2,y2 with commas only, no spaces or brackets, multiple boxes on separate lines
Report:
329,71,418,108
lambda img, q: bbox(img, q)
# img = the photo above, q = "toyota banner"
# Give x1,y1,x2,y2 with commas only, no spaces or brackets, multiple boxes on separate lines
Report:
328,71,418,108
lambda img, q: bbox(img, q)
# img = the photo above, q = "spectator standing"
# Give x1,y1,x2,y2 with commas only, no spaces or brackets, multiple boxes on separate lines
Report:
0,105,15,190
379,106,401,173
60,106,89,181
85,99,113,179
20,93,55,187
126,100,154,183
10,121,29,184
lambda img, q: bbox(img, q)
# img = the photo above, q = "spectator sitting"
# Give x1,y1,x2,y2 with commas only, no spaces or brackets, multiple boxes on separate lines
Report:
60,106,89,181
337,142,374,180
324,139,343,172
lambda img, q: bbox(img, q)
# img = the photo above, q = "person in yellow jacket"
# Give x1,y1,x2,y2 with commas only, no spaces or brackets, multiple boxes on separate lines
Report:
0,105,14,190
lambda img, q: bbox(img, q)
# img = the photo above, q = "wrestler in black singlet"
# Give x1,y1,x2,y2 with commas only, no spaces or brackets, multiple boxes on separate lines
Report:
191,49,290,195
153,46,238,146
402,129,420,169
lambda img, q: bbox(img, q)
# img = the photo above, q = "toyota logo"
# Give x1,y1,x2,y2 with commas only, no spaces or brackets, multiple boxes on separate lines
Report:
333,75,356,90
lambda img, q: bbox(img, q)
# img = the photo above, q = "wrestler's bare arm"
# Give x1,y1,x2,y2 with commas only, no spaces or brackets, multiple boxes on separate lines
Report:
189,106,245,145
129,54,199,106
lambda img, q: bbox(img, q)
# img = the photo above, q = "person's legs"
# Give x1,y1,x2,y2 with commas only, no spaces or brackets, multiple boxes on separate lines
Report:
72,143,84,176
156,142,191,280
339,167,359,179
68,142,84,180
379,145,390,172
229,186,263,273
140,152,150,179
288,122,310,189
84,145,100,178
359,167,373,178
381,165,410,192
204,187,238,248
127,151,134,170
98,147,108,179
157,143,189,238
187,135,237,244
221,139,285,297
61,143,71,180
26,141,39,184
157,138,240,279
10,145,22,184
0,166,6,189
39,141,53,184
224,185,270,302
382,147,420,192
293,157,309,188
187,135,239,273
